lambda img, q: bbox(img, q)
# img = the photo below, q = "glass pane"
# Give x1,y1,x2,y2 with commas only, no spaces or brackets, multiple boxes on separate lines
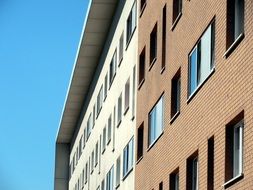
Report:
233,126,240,176
234,0,244,39
155,97,164,138
189,48,198,95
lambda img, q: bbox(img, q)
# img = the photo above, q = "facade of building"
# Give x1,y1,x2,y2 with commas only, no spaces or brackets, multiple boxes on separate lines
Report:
135,0,253,190
54,0,138,190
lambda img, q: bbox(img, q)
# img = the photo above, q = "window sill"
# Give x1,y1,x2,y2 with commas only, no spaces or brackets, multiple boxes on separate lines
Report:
122,167,133,181
96,107,102,119
149,57,157,71
107,139,111,146
147,131,164,152
136,156,143,165
139,3,147,18
124,106,129,116
118,57,123,67
131,115,135,121
160,66,165,74
187,68,215,104
171,12,182,31
102,148,106,154
103,95,107,102
126,26,136,51
223,33,244,58
115,183,120,189
138,79,145,90
116,120,122,128
170,111,180,124
109,73,116,91
223,173,244,189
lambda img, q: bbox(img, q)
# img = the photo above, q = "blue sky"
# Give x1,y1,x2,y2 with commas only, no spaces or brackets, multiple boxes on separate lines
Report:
0,0,89,189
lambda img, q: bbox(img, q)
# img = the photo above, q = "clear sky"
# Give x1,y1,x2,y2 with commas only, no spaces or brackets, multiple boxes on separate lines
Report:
0,0,89,189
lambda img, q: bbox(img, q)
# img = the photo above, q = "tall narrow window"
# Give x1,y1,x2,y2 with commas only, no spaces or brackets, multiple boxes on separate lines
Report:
126,1,137,45
140,0,146,12
113,105,116,151
162,5,167,70
124,78,130,113
101,179,105,190
109,50,117,86
116,156,121,187
137,123,144,161
207,136,214,190
159,182,163,190
172,0,182,24
91,150,94,173
93,105,96,127
139,47,145,85
106,166,114,190
97,86,103,116
186,152,198,190
117,93,122,126
85,162,88,184
119,32,124,64
95,141,99,167
170,169,179,190
171,69,181,119
79,137,83,158
150,23,157,65
225,115,244,187
148,95,164,146
188,21,215,97
87,113,92,140
226,0,244,51
132,66,136,118
107,115,112,144
123,137,134,177
102,127,106,153
104,74,108,101
83,128,86,149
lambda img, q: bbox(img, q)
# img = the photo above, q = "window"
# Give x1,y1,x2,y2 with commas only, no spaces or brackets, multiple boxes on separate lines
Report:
172,0,182,24
186,152,198,190
226,0,244,52
140,0,146,12
148,95,164,146
83,128,86,149
188,22,215,97
132,66,136,118
139,47,145,85
162,5,167,70
170,169,179,190
97,86,103,116
85,162,88,184
117,93,122,126
104,74,108,100
123,137,134,178
106,166,114,190
76,147,78,164
208,136,214,190
119,32,124,64
137,123,144,161
107,115,112,144
82,169,84,188
225,116,244,187
109,50,117,86
101,179,105,190
159,182,163,190
91,150,94,173
93,105,96,127
171,69,181,119
102,127,106,153
87,113,92,140
126,1,137,45
79,137,83,159
116,156,121,187
150,23,157,65
95,141,99,167
124,78,130,113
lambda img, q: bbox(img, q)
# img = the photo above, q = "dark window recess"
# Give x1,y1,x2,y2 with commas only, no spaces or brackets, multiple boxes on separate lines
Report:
150,24,157,64
162,4,167,69
137,123,144,160
173,0,182,23
139,47,145,84
186,151,198,190
226,0,244,49
140,0,146,11
208,136,214,190
171,69,181,118
159,181,163,190
170,168,179,190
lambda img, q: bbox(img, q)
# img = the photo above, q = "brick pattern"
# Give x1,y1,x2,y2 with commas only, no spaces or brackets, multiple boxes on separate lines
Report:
136,0,253,190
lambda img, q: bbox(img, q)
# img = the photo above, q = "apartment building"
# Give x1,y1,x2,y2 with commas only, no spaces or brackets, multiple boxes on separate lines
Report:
54,0,138,190
135,0,253,190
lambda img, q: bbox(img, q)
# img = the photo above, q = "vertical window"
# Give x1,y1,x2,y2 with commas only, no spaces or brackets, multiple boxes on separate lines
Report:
162,4,167,70
79,137,83,158
91,150,94,173
140,0,146,12
95,141,99,167
83,128,86,149
82,169,85,188
150,23,157,65
97,86,103,116
159,182,163,190
137,123,144,161
132,66,136,118
171,69,181,119
87,113,92,140
102,127,106,153
186,152,198,190
107,115,112,144
225,116,244,186
104,74,108,100
76,147,78,164
123,137,134,177
117,93,122,126
188,22,215,96
119,32,124,64
226,0,244,50
113,105,116,151
139,47,145,85
116,156,121,187
207,136,214,190
109,50,117,86
101,179,105,190
106,166,114,190
85,162,88,184
172,0,182,24
170,169,179,190
93,104,96,127
126,1,137,44
148,96,164,146
124,78,130,113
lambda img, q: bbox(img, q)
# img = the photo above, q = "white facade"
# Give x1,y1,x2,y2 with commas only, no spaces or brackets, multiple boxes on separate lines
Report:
64,0,138,190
